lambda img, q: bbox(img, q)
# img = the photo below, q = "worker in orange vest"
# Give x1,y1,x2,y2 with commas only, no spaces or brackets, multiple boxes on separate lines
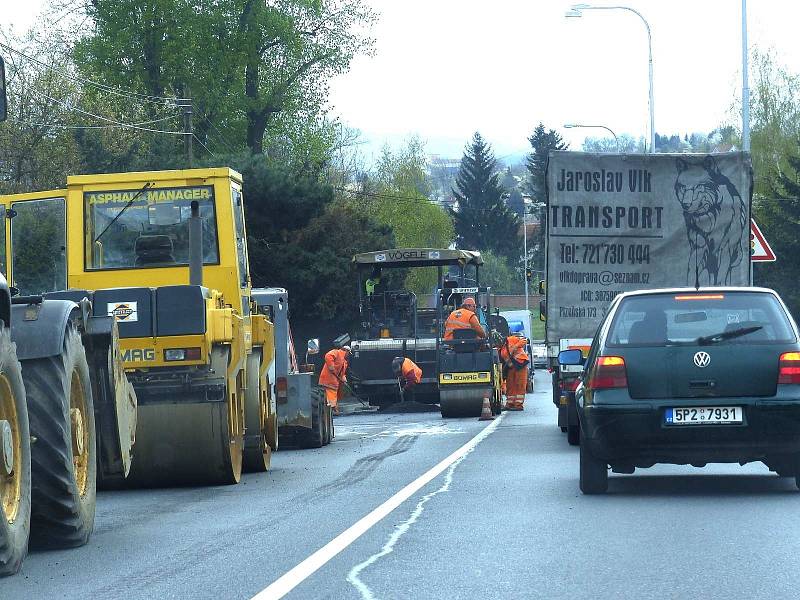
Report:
318,345,351,414
392,356,422,400
443,297,486,340
500,333,530,410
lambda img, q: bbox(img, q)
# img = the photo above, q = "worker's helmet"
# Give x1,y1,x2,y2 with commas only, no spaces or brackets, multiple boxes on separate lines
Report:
462,297,476,310
392,356,404,374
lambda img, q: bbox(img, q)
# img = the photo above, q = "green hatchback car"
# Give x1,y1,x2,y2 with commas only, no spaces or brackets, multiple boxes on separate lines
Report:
559,288,800,494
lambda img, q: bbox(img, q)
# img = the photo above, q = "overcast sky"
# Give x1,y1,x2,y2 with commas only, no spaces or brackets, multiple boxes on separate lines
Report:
7,1,800,160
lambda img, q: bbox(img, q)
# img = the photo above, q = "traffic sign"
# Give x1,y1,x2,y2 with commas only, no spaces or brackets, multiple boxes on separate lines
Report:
750,219,776,262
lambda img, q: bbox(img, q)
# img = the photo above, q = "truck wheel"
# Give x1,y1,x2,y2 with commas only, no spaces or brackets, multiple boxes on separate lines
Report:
567,423,580,446
0,327,31,577
24,326,96,548
300,388,325,449
579,428,607,495
243,350,271,473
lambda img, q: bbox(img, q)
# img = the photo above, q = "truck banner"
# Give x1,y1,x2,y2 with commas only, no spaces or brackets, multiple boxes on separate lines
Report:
545,151,752,343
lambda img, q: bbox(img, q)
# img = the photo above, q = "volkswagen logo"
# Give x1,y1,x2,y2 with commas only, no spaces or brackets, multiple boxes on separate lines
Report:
693,351,711,368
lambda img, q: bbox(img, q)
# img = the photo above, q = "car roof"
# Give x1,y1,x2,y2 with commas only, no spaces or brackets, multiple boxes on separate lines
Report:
615,287,777,299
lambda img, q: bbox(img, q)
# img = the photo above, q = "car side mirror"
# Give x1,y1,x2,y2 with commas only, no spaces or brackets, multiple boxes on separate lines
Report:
307,339,319,355
558,349,584,366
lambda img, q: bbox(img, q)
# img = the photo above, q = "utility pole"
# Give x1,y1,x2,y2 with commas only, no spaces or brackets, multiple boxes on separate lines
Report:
181,89,193,168
523,208,529,315
741,0,750,152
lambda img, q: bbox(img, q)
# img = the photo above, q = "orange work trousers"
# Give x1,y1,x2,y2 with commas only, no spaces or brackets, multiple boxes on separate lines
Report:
324,386,345,409
505,366,528,410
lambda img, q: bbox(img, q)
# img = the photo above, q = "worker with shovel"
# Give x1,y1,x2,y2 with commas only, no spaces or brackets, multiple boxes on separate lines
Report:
319,345,351,415
392,356,422,402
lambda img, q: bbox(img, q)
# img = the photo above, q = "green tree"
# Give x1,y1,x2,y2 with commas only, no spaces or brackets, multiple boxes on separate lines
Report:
479,250,522,295
525,123,568,271
346,138,454,295
75,0,377,158
450,132,520,261
754,143,800,318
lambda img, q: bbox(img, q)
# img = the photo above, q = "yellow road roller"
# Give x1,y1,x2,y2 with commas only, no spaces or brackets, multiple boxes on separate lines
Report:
4,168,276,487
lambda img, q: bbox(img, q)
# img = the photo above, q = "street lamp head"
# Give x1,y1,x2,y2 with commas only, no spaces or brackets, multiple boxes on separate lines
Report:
564,9,583,18
564,123,577,128
571,3,591,9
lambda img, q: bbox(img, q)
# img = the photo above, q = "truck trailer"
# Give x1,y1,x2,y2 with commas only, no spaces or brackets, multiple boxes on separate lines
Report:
542,151,753,444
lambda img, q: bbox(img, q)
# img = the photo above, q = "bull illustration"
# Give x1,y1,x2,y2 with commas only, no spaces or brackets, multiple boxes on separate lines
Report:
674,156,748,286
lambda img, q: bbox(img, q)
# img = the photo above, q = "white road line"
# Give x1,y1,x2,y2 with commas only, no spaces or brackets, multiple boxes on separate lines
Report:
251,414,505,600
346,433,474,600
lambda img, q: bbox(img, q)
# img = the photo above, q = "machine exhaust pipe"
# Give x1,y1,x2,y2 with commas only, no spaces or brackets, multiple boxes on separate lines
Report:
189,200,203,286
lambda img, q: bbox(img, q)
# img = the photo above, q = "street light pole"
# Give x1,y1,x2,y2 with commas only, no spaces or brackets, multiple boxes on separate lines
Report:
523,208,529,315
566,4,655,153
741,0,750,152
564,123,620,152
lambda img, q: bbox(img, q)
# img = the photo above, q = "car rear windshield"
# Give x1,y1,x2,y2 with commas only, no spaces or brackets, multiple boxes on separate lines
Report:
606,292,796,347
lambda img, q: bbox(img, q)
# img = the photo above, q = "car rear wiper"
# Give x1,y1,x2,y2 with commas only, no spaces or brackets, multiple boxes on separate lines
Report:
696,325,762,346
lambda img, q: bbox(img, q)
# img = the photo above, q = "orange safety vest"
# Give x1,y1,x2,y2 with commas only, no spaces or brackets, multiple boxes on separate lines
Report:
319,349,348,389
443,309,485,340
500,336,529,369
400,358,422,386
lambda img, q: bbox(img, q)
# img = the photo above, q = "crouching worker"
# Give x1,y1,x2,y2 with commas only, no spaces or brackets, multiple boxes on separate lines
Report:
319,345,351,415
500,333,529,411
392,356,422,401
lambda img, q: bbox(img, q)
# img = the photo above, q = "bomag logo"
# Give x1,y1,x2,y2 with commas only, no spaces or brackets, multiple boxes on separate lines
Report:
112,304,134,320
440,372,491,384
121,348,156,362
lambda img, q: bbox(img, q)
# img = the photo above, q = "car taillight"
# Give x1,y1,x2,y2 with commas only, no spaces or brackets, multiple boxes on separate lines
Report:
778,352,800,384
276,377,288,400
589,356,628,389
560,379,580,392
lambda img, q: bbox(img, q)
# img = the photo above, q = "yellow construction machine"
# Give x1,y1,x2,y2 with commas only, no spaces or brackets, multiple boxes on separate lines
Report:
0,61,137,576
4,168,277,487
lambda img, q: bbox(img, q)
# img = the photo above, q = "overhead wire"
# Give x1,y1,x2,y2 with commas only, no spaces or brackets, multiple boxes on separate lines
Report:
15,114,180,130
0,40,189,105
38,91,187,135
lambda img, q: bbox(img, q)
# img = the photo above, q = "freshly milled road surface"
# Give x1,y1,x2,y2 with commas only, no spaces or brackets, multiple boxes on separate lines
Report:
5,372,798,599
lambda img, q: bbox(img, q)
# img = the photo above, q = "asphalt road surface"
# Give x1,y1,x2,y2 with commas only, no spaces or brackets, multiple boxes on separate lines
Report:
5,371,800,599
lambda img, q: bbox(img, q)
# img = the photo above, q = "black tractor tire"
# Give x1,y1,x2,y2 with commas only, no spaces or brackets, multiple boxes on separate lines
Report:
567,423,580,446
300,388,325,449
0,327,32,577
23,326,96,548
579,428,608,495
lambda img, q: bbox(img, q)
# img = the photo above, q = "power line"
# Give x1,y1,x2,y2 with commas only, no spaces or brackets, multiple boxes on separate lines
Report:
38,91,187,135
202,116,239,154
0,40,188,106
192,134,216,157
15,114,180,130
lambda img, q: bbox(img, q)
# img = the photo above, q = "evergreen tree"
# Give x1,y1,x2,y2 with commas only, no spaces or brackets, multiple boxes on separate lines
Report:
525,123,568,271
449,133,520,261
754,142,800,318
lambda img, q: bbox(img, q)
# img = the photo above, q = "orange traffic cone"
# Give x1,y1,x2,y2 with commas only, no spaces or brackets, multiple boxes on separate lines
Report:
478,392,494,421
